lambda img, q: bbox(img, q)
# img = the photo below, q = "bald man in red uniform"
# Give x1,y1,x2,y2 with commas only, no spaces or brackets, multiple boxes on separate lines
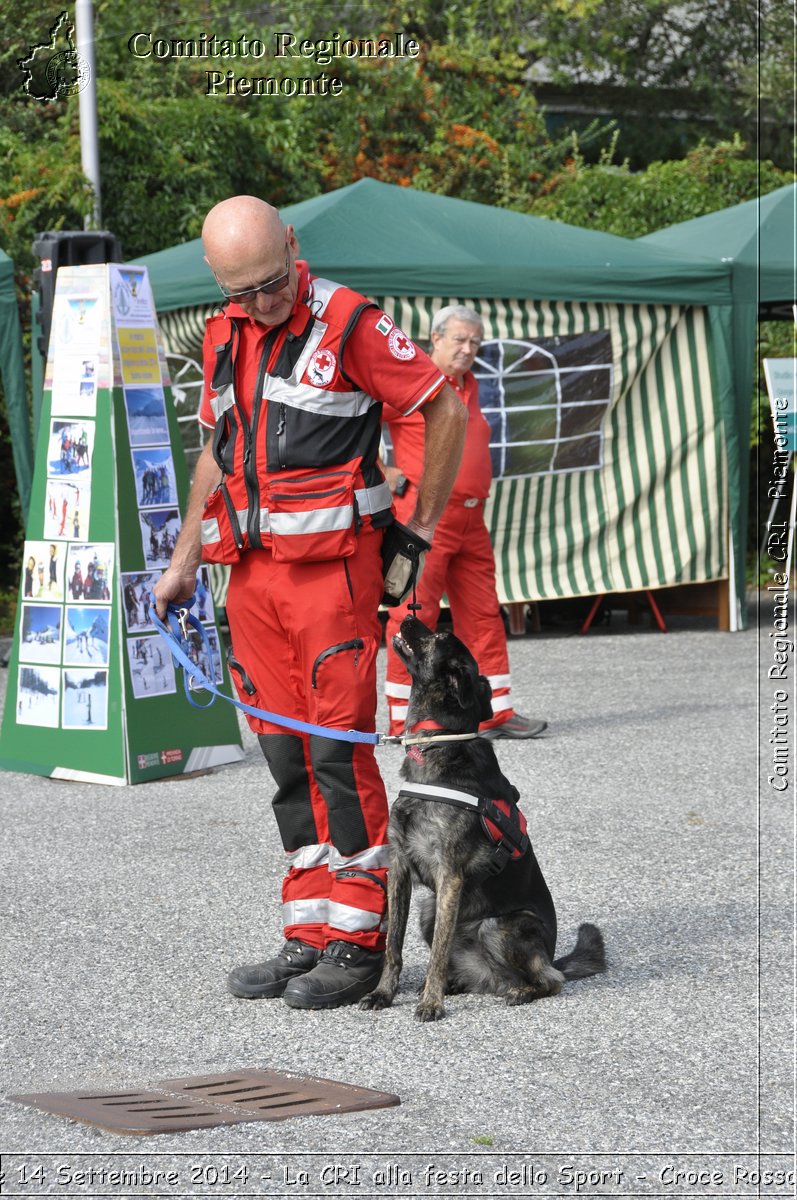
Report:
383,306,547,740
155,198,467,1010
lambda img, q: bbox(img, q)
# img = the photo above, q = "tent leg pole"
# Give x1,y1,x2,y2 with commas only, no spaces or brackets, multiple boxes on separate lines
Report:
580,595,605,635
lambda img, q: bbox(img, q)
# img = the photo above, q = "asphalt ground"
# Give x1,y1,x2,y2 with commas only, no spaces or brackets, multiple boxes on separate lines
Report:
0,597,792,1198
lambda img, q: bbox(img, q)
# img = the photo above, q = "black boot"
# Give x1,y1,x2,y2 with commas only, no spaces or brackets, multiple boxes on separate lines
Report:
282,940,384,1009
227,939,321,999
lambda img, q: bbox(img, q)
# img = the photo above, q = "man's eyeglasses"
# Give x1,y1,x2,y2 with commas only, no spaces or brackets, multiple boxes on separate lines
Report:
215,248,291,304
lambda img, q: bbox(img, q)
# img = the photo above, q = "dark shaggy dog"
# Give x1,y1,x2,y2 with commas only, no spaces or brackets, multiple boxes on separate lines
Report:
361,615,606,1022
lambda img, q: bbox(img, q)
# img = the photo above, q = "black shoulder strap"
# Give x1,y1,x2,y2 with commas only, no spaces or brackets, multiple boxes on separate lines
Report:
338,301,379,385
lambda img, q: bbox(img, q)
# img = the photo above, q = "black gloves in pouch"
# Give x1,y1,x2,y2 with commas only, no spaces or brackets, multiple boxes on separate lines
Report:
381,520,431,606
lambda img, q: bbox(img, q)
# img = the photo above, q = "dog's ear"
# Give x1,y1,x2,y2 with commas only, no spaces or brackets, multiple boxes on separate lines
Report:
477,675,493,723
445,664,472,710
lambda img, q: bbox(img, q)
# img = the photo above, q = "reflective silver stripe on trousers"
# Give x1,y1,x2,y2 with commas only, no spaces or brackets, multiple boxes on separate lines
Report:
329,844,390,871
283,898,328,927
385,681,411,699
327,901,383,933
286,843,330,870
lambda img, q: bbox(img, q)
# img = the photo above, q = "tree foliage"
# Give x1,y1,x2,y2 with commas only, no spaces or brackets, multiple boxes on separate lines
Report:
530,135,793,237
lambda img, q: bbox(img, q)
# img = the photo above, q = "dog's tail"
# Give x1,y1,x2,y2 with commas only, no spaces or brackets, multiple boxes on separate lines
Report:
553,922,606,980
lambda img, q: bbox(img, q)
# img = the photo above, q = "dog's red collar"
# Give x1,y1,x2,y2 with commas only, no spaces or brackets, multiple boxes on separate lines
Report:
409,720,450,735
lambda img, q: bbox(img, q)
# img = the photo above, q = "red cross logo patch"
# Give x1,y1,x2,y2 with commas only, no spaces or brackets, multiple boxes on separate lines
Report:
307,347,337,386
388,328,416,361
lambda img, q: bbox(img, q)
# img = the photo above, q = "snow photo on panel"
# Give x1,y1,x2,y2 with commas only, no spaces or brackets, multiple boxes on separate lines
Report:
63,607,111,668
19,605,63,665
139,508,181,569
123,386,169,447
126,635,177,700
62,669,109,731
43,478,90,541
121,571,161,632
16,666,61,728
131,446,178,509
65,543,115,603
47,419,94,479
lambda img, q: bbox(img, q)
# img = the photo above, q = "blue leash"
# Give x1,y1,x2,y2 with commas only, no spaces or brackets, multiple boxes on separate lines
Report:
149,593,384,745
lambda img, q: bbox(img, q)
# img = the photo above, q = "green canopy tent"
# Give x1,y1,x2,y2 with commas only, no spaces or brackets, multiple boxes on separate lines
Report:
641,182,797,613
0,246,32,518
136,179,742,624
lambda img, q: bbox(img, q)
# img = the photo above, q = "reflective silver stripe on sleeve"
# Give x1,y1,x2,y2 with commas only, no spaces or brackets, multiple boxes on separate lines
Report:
326,901,383,933
404,373,447,415
270,506,355,537
283,898,329,927
355,480,392,515
285,843,330,870
209,382,235,422
200,517,220,545
329,844,390,871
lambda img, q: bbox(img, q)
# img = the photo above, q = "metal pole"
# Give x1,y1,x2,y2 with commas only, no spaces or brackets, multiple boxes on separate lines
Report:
75,0,101,228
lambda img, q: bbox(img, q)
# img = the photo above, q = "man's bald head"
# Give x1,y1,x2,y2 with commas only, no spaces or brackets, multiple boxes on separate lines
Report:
202,195,300,325
202,196,284,275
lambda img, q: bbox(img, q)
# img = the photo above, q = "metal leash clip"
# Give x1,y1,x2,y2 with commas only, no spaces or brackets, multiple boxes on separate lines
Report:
176,606,192,644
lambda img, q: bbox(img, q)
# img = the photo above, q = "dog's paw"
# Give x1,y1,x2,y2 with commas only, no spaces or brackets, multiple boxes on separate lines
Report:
504,985,540,1006
359,991,393,1011
414,998,447,1022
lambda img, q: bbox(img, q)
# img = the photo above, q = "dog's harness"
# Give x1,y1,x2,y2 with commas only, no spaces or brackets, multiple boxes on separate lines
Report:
396,782,529,875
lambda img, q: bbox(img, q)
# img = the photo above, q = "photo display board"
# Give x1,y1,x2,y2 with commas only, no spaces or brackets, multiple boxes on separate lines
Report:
0,263,243,785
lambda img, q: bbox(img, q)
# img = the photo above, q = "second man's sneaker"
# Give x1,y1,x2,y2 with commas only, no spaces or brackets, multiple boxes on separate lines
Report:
283,940,384,1010
480,713,548,740
227,939,321,999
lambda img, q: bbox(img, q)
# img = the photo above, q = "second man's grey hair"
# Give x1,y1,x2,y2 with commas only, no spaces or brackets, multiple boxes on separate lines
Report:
431,305,484,337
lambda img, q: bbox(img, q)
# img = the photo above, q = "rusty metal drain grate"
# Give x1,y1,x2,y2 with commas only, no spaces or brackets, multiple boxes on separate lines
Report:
10,1069,400,1135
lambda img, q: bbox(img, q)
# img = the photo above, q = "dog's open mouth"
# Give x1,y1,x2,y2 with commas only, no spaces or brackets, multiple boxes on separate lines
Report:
392,633,412,664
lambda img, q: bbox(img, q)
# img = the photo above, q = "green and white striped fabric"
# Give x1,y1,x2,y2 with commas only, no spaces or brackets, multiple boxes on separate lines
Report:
161,295,728,608
373,295,727,604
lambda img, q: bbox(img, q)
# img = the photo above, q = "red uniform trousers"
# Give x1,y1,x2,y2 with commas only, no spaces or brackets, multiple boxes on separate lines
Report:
385,487,514,736
224,529,388,952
